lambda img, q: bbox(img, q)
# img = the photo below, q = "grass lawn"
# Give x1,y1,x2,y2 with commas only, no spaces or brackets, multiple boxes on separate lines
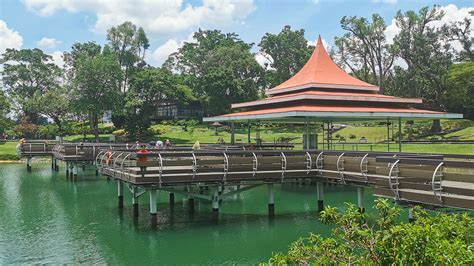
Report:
443,127,474,140
0,141,20,160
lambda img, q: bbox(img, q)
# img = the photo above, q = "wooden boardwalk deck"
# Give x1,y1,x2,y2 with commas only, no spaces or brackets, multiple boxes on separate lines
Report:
97,150,474,211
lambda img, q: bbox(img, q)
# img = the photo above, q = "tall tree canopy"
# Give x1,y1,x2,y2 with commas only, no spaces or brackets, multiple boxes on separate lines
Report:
259,25,314,88
389,6,453,110
443,62,474,119
1,48,62,124
165,29,264,115
71,50,123,141
334,14,396,93
106,21,150,91
0,90,12,134
114,67,194,137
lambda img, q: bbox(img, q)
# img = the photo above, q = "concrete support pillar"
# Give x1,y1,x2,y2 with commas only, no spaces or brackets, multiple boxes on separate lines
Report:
27,156,32,172
357,187,365,213
132,186,139,217
230,122,235,145
149,189,157,226
187,186,194,213
55,159,59,172
268,183,275,217
68,163,73,180
169,192,175,209
72,163,78,179
117,181,124,209
212,189,219,218
408,207,414,223
317,182,324,213
218,185,223,203
51,156,54,170
65,162,69,178
95,168,99,176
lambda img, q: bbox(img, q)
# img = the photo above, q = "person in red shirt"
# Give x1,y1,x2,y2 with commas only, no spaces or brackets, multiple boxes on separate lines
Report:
137,145,149,162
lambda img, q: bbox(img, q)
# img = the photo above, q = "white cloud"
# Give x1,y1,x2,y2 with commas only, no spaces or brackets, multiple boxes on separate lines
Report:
255,52,273,69
310,0,320,5
49,51,64,68
23,0,256,35
149,32,196,66
37,37,61,49
385,4,473,46
0,20,23,54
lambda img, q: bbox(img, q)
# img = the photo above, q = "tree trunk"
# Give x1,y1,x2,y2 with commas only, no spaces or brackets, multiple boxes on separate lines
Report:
430,119,442,133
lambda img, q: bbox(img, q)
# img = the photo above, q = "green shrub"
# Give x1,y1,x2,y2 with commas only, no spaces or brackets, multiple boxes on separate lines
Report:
349,134,357,139
266,199,473,265
0,154,20,160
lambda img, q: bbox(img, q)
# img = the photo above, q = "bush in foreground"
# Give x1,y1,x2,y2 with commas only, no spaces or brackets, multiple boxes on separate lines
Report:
267,199,473,265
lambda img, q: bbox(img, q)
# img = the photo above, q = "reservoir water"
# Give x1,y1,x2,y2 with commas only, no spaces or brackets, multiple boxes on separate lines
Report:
0,162,378,264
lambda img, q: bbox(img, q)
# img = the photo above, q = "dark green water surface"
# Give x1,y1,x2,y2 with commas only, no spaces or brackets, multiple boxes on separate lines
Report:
0,163,378,264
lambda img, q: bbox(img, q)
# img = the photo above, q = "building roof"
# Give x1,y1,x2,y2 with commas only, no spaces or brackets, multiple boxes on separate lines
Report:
203,35,462,122
266,36,379,96
232,90,422,109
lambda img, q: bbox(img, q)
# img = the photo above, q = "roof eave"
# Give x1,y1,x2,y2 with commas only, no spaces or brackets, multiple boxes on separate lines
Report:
266,82,379,96
203,111,463,122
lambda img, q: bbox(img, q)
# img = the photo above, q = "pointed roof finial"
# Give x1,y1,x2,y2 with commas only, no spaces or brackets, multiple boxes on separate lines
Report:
267,35,379,95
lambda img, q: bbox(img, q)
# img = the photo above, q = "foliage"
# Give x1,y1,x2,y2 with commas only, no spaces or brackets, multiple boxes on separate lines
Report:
29,87,70,135
259,25,314,88
334,14,396,92
0,91,13,134
267,199,474,265
113,67,192,138
165,29,263,115
1,48,62,124
71,50,123,141
106,21,149,91
443,62,474,119
15,119,39,138
38,124,60,138
112,129,127,136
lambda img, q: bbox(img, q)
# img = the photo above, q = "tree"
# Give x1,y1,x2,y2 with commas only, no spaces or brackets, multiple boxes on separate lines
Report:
114,67,194,138
259,25,314,88
0,90,13,134
64,42,102,80
71,52,123,141
334,14,396,92
388,6,454,133
29,87,70,136
106,21,150,91
267,199,473,265
165,29,264,115
443,62,474,119
1,48,62,124
443,17,473,61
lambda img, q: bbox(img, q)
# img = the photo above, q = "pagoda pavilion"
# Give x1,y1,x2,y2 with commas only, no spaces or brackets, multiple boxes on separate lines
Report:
203,37,462,151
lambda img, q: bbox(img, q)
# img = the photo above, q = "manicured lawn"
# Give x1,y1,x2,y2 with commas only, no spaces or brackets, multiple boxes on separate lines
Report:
443,127,474,140
0,141,20,160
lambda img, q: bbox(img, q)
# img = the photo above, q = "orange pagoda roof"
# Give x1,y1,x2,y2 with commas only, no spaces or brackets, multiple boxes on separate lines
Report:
267,36,379,95
203,35,462,122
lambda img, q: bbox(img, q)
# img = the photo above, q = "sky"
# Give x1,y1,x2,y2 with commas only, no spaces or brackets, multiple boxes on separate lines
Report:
0,0,473,67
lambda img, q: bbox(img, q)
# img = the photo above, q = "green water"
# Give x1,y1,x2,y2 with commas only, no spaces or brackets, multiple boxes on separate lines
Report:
0,163,378,264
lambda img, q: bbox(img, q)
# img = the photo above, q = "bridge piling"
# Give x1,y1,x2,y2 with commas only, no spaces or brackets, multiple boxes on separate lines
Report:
149,189,157,226
357,187,365,213
132,186,139,217
26,156,32,172
72,163,78,180
118,181,124,209
317,182,324,213
65,162,69,178
187,186,195,213
268,183,275,218
212,189,219,219
169,192,175,209
408,207,414,223
55,159,59,172
51,156,54,170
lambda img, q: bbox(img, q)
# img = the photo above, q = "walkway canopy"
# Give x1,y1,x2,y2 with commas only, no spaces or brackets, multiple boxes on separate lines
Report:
203,36,462,123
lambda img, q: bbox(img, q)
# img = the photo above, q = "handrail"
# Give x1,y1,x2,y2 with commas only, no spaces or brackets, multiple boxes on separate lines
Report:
305,151,312,174
223,152,229,182
281,152,287,180
252,152,258,177
337,152,345,183
432,162,444,203
388,159,400,200
192,152,197,180
316,152,324,176
360,153,369,180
